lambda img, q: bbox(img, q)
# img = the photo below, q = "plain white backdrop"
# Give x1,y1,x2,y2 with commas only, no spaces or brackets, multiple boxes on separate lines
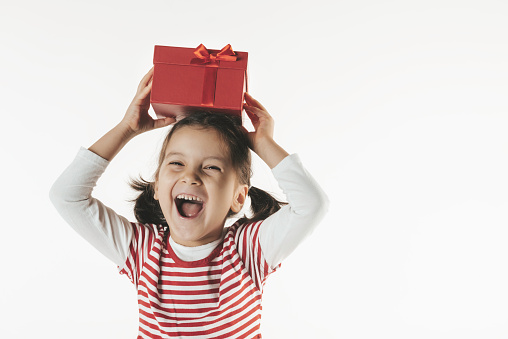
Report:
1,0,508,338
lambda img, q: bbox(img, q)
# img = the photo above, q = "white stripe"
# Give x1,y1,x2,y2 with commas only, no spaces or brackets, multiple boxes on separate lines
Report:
152,292,219,301
156,283,221,292
158,273,223,282
157,259,223,273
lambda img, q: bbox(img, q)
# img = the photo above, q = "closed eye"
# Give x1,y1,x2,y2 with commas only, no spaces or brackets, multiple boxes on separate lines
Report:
169,161,184,166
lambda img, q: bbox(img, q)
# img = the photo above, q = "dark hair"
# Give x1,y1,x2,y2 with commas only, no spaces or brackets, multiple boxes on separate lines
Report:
130,111,286,226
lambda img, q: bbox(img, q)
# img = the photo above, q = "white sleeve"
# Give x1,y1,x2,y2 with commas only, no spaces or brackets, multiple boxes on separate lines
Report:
259,154,329,269
49,147,134,268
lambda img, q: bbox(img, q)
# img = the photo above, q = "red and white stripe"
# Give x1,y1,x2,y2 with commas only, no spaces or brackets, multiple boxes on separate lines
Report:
120,220,278,338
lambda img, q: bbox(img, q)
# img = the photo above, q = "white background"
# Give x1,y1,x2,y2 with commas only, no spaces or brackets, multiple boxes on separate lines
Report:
1,0,508,338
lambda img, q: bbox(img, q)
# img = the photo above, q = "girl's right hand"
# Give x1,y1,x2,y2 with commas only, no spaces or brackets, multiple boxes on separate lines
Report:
121,67,175,136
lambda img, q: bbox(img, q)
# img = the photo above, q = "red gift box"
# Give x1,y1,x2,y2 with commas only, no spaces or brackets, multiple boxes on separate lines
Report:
150,44,248,119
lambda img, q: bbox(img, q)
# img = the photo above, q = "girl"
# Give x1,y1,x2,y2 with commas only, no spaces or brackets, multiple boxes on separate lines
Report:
50,67,329,338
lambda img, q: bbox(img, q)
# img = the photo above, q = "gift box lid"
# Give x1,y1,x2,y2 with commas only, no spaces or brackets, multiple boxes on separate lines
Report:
154,45,248,70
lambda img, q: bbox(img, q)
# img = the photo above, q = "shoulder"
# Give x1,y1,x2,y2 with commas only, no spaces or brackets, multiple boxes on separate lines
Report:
225,219,265,242
129,222,167,241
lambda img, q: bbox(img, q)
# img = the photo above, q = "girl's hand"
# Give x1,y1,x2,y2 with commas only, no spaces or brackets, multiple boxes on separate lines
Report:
121,67,175,136
243,93,289,168
243,92,275,152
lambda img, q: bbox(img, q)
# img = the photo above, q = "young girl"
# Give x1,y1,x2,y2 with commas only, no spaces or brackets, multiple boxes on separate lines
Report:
50,67,329,338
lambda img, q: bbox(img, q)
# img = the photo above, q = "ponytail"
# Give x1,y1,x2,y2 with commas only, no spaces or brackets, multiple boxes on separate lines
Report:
237,186,287,224
130,178,167,226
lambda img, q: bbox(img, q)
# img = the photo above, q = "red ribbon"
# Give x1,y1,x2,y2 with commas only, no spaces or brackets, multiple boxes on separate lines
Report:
192,44,238,106
193,44,237,64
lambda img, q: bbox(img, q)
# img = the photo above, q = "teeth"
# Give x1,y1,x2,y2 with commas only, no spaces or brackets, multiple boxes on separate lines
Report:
176,194,203,202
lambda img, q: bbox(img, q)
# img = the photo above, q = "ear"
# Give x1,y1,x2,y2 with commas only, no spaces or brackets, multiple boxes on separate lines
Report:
153,181,159,201
231,184,248,213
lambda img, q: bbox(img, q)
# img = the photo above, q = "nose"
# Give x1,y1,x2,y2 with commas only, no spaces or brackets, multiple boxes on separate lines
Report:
180,168,202,185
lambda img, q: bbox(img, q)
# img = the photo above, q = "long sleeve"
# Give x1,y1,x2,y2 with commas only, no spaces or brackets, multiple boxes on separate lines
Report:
259,154,329,269
49,147,134,268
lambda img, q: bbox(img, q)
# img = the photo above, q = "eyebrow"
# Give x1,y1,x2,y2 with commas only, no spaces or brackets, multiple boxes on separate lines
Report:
164,152,227,163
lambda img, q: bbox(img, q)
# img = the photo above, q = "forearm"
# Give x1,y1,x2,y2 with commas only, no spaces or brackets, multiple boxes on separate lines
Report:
255,138,289,169
49,148,133,267
259,153,329,268
88,121,137,161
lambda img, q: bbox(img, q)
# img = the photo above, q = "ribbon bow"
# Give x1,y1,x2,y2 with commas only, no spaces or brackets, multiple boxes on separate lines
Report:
193,43,237,64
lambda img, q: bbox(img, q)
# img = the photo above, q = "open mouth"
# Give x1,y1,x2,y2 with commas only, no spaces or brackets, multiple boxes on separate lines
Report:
175,194,204,219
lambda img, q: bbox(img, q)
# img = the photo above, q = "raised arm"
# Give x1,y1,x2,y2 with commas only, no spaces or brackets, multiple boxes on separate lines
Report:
49,68,175,267
244,93,329,269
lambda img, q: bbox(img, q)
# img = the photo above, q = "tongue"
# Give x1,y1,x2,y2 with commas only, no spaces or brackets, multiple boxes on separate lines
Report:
181,201,202,217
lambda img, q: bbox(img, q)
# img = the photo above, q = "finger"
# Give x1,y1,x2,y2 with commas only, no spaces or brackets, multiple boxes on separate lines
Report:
138,78,153,99
153,117,176,130
245,105,270,120
244,106,259,125
137,67,154,92
244,92,267,111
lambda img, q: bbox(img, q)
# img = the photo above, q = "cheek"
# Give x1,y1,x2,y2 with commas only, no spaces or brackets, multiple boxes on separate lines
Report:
158,191,175,216
156,177,174,204
216,179,237,205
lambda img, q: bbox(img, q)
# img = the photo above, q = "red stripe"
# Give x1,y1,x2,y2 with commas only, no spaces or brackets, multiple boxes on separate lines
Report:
158,278,221,287
162,258,224,269
156,287,220,296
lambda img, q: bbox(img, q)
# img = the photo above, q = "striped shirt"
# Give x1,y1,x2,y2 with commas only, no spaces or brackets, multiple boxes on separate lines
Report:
49,147,329,338
121,221,277,338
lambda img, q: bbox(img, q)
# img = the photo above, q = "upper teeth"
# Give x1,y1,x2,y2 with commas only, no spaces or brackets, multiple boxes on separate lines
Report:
176,194,203,202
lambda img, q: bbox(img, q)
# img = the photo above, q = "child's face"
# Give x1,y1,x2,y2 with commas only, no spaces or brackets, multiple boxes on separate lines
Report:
154,126,248,247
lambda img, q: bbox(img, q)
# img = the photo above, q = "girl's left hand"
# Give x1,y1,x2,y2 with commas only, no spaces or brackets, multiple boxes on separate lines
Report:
243,93,289,168
243,93,275,152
